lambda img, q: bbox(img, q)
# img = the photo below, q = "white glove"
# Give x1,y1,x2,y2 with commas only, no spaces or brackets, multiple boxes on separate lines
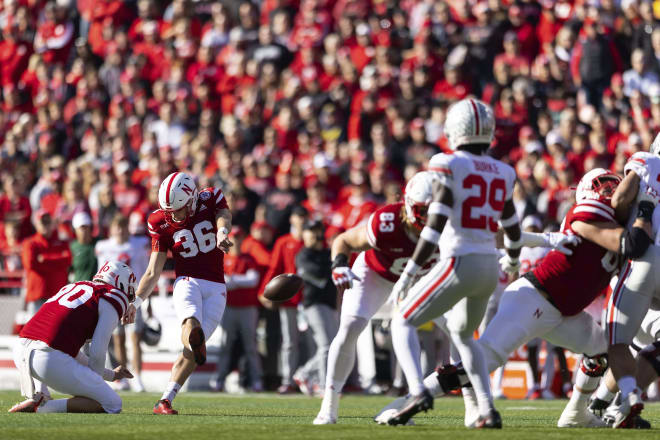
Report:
499,254,520,275
543,232,581,255
392,272,415,304
332,266,361,294
638,181,660,206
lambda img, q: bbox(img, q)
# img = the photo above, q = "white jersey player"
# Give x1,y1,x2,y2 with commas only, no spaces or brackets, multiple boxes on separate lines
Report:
605,133,660,427
385,99,575,428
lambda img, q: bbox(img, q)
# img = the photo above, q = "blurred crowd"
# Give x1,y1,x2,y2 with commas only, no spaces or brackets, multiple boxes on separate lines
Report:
1,0,660,392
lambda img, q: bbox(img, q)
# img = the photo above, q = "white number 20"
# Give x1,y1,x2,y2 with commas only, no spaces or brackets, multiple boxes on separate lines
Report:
173,220,216,258
379,212,395,233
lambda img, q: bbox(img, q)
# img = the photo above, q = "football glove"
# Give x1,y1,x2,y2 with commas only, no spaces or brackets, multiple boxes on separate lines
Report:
392,272,415,304
499,254,520,275
543,232,581,255
332,267,361,294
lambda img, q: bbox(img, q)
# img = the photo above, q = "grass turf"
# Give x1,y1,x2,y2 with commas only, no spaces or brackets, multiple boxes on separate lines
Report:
1,391,659,439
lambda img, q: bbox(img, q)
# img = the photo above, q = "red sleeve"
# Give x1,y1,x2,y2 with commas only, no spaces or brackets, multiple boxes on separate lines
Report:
259,238,284,295
212,187,229,211
147,211,171,253
570,42,582,83
569,200,616,225
22,239,36,270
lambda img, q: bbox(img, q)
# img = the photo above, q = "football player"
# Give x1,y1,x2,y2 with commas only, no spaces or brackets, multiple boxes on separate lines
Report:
315,169,576,425
123,172,233,415
380,167,654,428
9,261,136,413
599,132,660,427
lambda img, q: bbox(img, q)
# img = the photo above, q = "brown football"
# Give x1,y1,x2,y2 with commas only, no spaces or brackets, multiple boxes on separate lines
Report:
263,273,304,302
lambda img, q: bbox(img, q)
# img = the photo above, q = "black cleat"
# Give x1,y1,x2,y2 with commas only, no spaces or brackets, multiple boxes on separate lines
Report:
588,397,611,418
633,415,651,429
387,390,433,426
473,409,502,429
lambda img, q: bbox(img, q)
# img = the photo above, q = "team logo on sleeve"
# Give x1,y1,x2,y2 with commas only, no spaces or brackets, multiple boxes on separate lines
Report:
199,191,211,201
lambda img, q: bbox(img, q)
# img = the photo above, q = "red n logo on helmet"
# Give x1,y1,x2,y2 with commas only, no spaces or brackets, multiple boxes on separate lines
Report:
181,184,193,195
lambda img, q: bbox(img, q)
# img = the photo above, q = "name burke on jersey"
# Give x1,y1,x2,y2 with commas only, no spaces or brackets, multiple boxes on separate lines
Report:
473,160,499,174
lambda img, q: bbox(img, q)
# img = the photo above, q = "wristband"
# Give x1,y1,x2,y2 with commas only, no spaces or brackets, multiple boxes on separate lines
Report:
499,213,519,228
637,201,654,222
219,227,229,236
332,253,350,269
133,296,143,309
403,259,421,277
428,201,452,217
420,226,441,243
503,234,523,250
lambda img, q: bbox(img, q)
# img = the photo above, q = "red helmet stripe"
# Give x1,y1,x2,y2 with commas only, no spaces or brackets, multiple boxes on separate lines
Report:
469,99,480,135
165,172,179,205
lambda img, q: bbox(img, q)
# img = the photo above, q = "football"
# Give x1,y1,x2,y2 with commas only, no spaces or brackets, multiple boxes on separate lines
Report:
263,273,304,302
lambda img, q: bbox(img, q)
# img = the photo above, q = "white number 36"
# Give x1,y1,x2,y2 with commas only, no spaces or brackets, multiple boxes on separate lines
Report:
173,220,216,258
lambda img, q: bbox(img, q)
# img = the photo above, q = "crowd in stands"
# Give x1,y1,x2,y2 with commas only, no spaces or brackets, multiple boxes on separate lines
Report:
1,0,659,392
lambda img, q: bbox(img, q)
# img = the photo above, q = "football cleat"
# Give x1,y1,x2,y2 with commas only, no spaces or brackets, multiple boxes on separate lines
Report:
312,413,337,425
188,327,206,366
470,409,502,429
387,389,433,426
153,399,178,415
612,388,644,429
588,397,611,418
558,399,607,428
8,395,44,413
293,372,313,397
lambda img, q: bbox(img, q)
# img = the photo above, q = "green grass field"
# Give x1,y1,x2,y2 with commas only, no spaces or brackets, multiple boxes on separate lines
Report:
1,391,659,439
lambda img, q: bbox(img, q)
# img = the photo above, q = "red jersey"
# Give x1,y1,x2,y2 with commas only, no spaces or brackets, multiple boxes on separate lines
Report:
260,234,304,307
532,199,619,316
148,187,229,283
225,253,260,307
20,281,129,358
364,203,441,282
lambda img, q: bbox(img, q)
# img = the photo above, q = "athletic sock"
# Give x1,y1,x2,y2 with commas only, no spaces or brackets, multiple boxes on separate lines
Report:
161,382,182,403
36,399,67,413
594,382,615,402
391,314,425,396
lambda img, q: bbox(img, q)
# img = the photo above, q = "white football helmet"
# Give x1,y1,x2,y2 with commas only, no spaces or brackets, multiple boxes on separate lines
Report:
404,171,439,230
575,168,621,203
158,172,198,223
650,132,660,155
444,98,495,150
93,261,137,301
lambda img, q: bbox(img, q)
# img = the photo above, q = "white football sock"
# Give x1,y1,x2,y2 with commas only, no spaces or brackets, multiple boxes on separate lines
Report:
391,314,425,396
451,335,493,416
325,316,367,393
594,382,615,402
162,381,181,403
569,362,601,406
36,399,67,413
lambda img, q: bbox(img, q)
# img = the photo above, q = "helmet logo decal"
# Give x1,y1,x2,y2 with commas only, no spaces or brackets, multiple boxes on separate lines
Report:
181,184,194,196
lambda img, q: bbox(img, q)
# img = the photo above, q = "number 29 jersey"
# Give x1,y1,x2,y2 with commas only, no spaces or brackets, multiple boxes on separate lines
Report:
148,187,229,283
428,151,516,258
364,202,441,282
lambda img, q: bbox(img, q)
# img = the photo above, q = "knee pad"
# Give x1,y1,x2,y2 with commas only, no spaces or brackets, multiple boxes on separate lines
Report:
580,354,608,377
639,341,660,376
102,394,122,414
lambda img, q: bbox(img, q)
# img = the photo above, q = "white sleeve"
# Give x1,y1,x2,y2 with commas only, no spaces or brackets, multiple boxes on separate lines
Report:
228,269,260,289
624,153,650,180
427,153,454,188
88,300,119,377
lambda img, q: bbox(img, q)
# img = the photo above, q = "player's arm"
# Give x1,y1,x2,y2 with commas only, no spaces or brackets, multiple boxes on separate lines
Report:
498,199,523,274
216,208,233,253
393,180,447,302
123,251,167,323
330,223,371,293
611,171,641,224
573,216,653,259
87,300,133,381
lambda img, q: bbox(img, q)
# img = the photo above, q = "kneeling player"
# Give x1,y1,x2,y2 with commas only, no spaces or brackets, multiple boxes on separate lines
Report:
9,261,136,413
